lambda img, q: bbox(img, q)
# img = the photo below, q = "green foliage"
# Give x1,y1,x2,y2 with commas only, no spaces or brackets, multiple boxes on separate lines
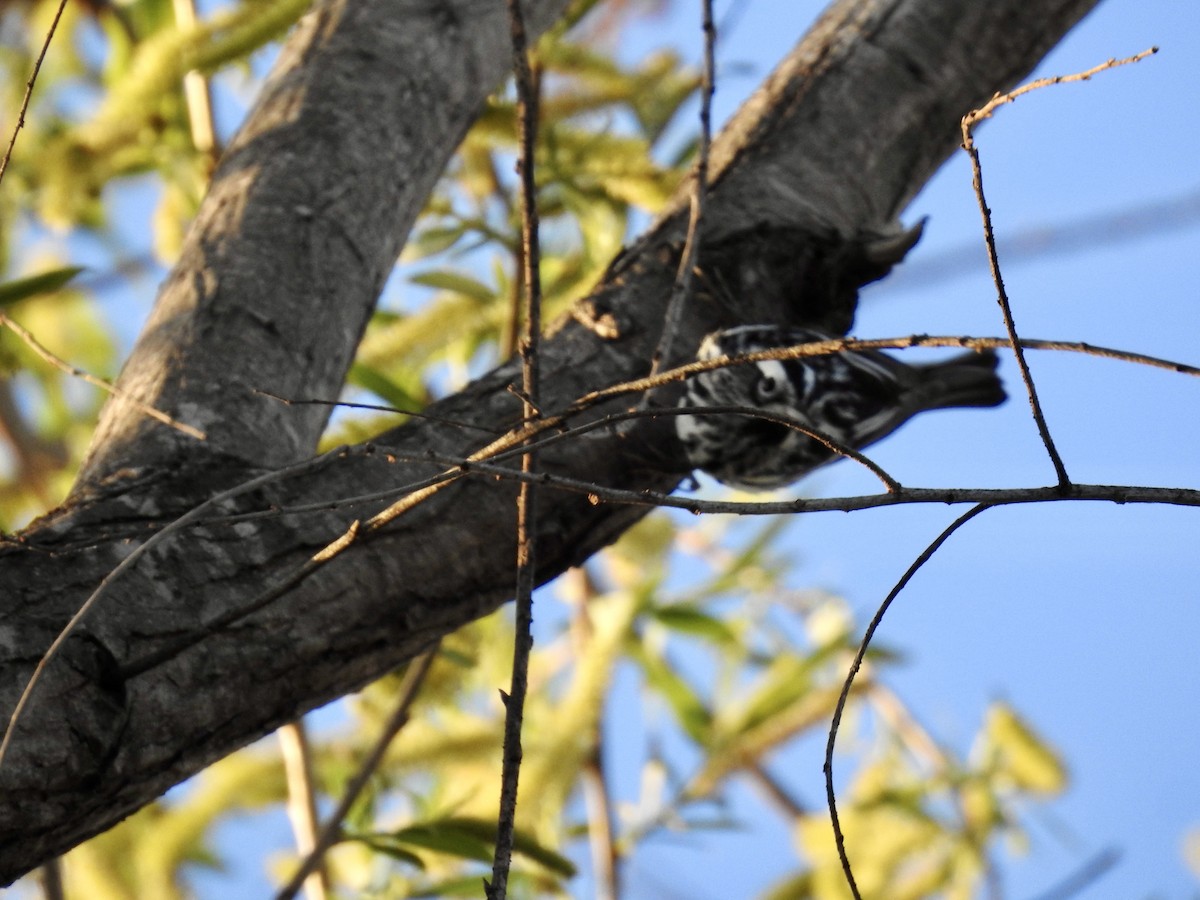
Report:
0,265,83,307
0,0,1073,897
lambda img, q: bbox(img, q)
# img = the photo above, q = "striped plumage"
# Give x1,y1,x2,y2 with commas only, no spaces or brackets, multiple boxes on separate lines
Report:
675,325,1005,490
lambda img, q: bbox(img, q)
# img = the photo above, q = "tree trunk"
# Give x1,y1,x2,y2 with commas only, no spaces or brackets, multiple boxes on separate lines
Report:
0,0,1098,882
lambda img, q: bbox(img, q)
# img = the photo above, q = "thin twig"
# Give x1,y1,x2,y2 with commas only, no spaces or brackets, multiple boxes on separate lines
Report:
207,333,1200,525
824,504,992,900
437,455,1200,516
959,48,1157,488
234,328,1200,535
249,331,1200,522
745,761,807,819
1025,847,1121,900
646,0,716,386
253,389,502,435
962,48,1158,131
960,125,1068,486
72,322,1200,684
0,312,206,440
275,648,438,900
567,568,620,900
218,330,1199,526
38,858,64,900
575,334,1200,411
0,0,69,188
488,1,542,896
433,401,900,491
279,720,330,900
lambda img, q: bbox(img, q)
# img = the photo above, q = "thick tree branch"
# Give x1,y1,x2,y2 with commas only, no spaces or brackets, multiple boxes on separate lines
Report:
0,0,1100,882
77,0,573,486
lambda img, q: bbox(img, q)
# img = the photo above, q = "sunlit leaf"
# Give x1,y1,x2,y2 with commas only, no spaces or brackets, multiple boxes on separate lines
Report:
629,640,712,744
978,703,1067,795
346,362,426,413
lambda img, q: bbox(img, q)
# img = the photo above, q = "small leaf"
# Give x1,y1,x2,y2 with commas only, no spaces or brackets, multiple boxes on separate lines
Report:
403,225,466,260
629,641,712,743
346,362,426,412
981,703,1067,795
651,604,739,647
730,655,815,735
0,267,85,307
368,817,575,877
409,270,495,303
348,834,427,869
382,822,492,863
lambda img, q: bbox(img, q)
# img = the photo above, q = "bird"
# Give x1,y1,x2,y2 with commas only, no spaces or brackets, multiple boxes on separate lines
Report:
675,325,1005,490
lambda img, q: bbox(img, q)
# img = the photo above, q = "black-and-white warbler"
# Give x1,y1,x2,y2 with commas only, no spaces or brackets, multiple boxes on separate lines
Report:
676,325,1005,490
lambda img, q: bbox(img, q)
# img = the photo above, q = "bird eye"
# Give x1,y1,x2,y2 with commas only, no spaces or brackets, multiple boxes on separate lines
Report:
753,373,783,404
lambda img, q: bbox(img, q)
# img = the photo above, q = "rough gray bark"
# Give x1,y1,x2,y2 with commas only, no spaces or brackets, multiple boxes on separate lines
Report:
78,0,575,485
0,0,1098,883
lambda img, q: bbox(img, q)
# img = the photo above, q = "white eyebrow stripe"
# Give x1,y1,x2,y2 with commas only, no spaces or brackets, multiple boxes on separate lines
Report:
755,360,788,390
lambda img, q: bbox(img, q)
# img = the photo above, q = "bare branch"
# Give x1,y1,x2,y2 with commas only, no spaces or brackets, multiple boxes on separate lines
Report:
0,312,206,441
646,0,716,385
959,137,1063,482
488,0,544,895
275,649,437,900
437,457,1200,517
958,49,1157,488
825,504,993,899
279,721,329,900
0,0,68,187
963,48,1158,130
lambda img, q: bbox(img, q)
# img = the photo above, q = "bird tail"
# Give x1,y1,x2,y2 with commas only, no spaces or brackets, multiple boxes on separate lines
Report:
914,349,1006,410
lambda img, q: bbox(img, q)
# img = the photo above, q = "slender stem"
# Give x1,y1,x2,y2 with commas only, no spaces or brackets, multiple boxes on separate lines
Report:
568,568,620,900
0,0,69,187
960,130,1069,486
279,720,329,900
430,451,1200,516
646,0,716,385
38,858,64,900
488,1,542,896
0,312,205,440
957,48,1157,489
824,504,992,899
275,649,437,900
